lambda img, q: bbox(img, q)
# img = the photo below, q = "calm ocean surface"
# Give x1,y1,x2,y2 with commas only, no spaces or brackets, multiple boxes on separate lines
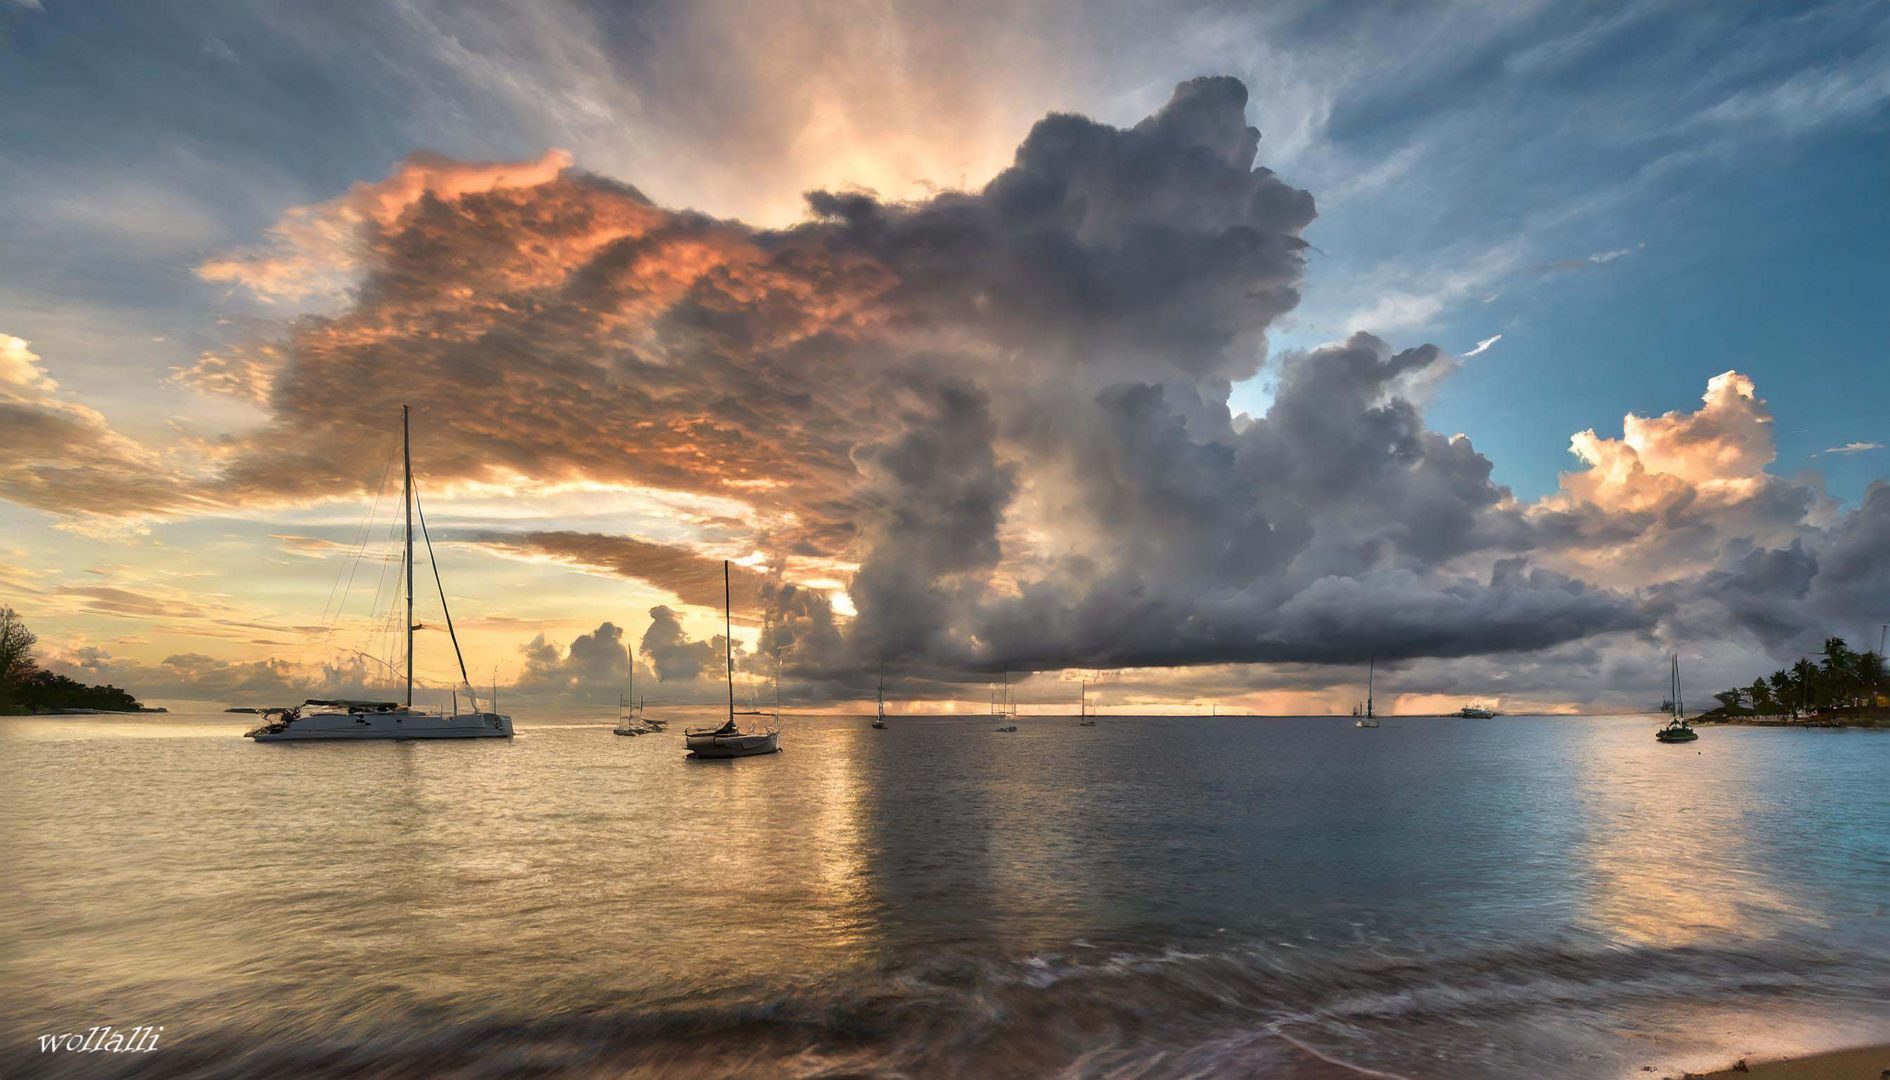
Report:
2,712,1886,1078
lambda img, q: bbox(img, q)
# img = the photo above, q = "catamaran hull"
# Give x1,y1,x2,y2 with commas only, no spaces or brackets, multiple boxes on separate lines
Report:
248,713,513,741
686,731,779,758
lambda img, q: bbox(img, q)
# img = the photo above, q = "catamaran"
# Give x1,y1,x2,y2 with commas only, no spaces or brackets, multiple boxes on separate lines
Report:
1355,659,1380,728
684,562,781,759
246,406,512,742
1657,654,1698,742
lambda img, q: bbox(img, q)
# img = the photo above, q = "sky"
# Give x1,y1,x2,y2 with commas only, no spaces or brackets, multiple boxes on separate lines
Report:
1,0,1886,715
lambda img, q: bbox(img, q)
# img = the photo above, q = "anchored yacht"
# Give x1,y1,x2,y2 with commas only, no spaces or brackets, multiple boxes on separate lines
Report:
246,406,512,742
684,562,781,759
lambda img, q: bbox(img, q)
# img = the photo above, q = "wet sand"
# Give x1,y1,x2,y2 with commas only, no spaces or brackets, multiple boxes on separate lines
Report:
1691,1044,1890,1079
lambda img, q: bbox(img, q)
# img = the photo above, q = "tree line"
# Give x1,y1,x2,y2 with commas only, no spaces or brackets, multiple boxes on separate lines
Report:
0,607,144,714
1702,636,1888,719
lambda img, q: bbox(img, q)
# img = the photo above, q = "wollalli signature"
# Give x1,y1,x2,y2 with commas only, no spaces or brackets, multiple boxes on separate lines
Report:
38,1025,163,1053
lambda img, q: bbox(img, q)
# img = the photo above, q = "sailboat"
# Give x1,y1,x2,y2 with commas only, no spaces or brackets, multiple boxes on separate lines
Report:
993,671,1018,731
1656,654,1698,742
1355,659,1380,728
246,406,513,742
614,643,644,735
1077,680,1096,725
684,562,781,759
872,665,888,729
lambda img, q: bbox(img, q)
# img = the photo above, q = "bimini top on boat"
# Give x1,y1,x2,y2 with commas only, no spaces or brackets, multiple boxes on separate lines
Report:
304,699,400,711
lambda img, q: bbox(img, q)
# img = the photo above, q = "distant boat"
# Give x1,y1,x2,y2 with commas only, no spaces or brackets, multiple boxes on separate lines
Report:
1657,654,1699,743
1355,659,1380,728
872,665,888,729
247,406,512,742
1454,703,1496,720
684,562,781,759
614,642,644,735
993,671,1018,731
1077,680,1096,725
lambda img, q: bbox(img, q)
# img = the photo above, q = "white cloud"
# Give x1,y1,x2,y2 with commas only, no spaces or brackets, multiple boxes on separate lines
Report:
1823,441,1884,455
1462,333,1502,358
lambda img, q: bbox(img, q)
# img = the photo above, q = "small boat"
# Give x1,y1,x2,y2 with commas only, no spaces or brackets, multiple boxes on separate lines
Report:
614,643,645,735
992,672,1018,731
1454,703,1496,719
1656,654,1699,743
685,562,781,759
1355,659,1380,728
246,406,511,742
872,665,888,729
1077,680,1096,725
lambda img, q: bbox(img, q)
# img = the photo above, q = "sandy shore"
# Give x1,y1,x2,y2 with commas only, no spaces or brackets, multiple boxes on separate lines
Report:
1687,1044,1890,1079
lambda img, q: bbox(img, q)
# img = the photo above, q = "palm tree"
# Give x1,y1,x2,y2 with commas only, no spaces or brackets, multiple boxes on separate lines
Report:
1748,677,1774,716
1821,638,1858,707
1856,649,1887,707
1790,658,1818,718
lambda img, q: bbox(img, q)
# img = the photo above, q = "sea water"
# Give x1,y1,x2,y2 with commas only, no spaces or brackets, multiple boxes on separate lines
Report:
2,713,1886,1077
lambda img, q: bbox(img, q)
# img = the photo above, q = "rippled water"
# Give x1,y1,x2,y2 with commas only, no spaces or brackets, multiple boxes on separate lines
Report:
2,712,1886,1078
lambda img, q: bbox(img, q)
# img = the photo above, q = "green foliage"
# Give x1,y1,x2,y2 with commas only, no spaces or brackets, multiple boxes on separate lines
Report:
0,607,144,714
1707,636,1889,720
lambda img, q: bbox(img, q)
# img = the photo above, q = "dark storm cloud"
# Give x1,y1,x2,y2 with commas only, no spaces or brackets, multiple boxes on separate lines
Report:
18,74,1873,694
172,77,1655,676
1646,481,1890,657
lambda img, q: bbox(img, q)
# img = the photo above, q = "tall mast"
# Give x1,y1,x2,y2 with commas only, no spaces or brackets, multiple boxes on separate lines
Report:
1080,680,1087,719
403,404,414,709
724,560,734,724
877,664,885,719
1366,658,1375,720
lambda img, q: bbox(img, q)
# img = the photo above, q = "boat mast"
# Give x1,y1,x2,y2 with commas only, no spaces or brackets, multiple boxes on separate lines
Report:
1366,657,1375,720
403,404,414,709
877,664,885,721
1080,680,1087,719
724,560,734,725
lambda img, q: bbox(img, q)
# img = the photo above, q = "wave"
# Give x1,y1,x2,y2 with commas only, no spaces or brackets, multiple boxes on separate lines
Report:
5,935,1882,1079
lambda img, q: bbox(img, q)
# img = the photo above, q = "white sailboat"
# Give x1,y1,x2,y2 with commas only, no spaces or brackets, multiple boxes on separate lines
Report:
684,562,781,759
1077,680,1096,725
614,643,644,735
993,671,1018,731
247,406,513,742
1355,659,1380,728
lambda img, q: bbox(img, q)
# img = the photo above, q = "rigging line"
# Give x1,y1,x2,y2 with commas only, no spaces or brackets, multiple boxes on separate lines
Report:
413,488,478,712
317,442,398,640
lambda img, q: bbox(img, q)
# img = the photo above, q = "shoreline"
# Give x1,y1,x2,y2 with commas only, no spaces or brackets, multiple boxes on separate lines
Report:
1690,1044,1890,1079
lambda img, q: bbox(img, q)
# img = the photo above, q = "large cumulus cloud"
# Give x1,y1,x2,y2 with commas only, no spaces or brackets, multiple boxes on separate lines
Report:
12,75,1885,702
